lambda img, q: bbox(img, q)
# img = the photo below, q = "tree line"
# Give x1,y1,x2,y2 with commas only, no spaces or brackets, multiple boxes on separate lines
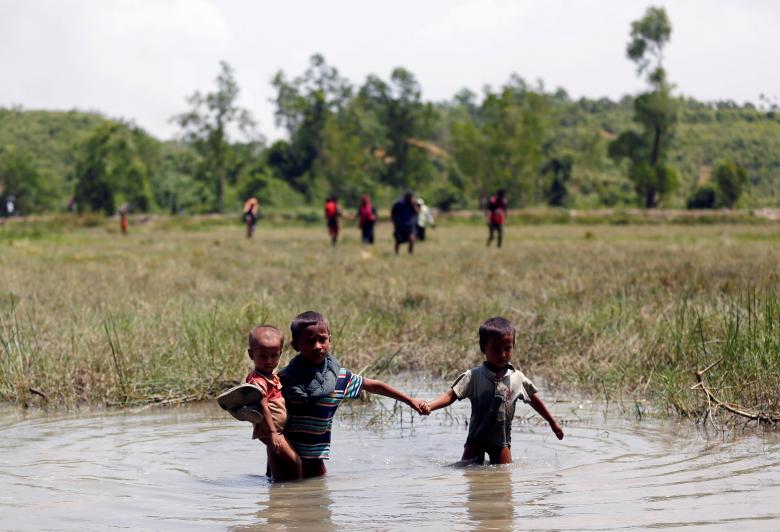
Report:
2,6,778,216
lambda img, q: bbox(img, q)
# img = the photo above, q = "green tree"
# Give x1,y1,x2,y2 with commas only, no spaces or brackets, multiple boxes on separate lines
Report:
313,109,383,204
449,77,551,205
0,145,49,213
713,159,748,207
609,6,678,208
73,123,156,214
359,68,436,189
686,184,717,209
450,118,486,199
269,54,352,200
627,7,672,84
173,61,255,212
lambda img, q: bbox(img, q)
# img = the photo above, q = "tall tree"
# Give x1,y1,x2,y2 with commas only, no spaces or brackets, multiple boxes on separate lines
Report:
609,6,678,208
72,123,156,214
0,145,48,214
173,61,255,212
269,54,352,200
359,68,435,189
713,159,748,207
449,77,551,205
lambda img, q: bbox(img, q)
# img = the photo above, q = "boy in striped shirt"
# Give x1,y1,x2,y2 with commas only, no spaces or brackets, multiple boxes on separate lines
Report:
280,311,426,478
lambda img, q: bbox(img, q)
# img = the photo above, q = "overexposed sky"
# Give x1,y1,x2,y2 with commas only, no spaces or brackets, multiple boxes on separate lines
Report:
1,0,778,141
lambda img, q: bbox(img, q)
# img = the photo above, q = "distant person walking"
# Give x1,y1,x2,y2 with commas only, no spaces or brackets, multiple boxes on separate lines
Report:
415,198,435,241
357,194,377,245
324,196,342,246
4,195,16,217
486,189,507,248
391,190,419,255
243,197,259,238
119,203,129,236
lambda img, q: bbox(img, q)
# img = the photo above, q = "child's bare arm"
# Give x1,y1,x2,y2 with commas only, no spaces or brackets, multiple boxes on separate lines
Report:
424,389,458,414
258,395,284,452
362,378,425,414
528,394,564,440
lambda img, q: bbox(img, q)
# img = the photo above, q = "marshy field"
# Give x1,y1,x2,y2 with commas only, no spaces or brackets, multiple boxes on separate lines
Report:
1,215,779,425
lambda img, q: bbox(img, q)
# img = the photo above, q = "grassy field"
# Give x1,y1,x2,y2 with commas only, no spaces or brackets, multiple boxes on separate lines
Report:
1,215,779,423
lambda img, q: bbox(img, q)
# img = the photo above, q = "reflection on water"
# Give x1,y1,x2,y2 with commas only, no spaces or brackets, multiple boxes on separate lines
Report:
1,393,780,530
463,466,513,529
236,477,333,531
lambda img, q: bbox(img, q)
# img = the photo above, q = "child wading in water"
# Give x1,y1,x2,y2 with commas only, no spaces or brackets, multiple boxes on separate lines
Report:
219,325,302,480
421,317,564,464
281,311,426,478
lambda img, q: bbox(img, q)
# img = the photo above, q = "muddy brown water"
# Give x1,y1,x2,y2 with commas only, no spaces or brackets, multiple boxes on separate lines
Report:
1,387,779,531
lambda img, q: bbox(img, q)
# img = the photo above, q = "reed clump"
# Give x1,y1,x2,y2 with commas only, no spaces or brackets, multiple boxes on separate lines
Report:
1,217,779,422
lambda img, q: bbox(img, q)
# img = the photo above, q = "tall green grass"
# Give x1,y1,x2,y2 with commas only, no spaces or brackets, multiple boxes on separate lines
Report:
650,289,780,419
1,218,779,422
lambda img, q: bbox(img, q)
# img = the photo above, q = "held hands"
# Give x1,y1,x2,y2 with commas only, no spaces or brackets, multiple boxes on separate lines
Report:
410,399,431,415
409,398,429,416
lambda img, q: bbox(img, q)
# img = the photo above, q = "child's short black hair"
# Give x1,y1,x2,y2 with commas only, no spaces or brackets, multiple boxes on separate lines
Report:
290,311,329,347
248,324,284,352
478,316,516,352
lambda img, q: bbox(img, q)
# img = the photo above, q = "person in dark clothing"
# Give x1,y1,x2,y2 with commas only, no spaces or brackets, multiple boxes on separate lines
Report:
391,190,419,255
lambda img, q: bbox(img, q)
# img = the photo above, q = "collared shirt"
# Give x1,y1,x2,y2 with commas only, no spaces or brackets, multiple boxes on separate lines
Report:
451,363,538,448
245,370,283,402
246,370,287,436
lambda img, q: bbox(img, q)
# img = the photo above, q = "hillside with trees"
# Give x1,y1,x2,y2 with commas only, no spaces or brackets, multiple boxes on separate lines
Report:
2,7,779,215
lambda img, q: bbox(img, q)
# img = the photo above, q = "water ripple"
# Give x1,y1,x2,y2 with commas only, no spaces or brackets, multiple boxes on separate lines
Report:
0,400,778,530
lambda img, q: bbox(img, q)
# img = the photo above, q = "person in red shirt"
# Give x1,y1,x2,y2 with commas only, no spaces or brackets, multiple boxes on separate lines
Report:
119,203,129,236
324,196,342,246
485,189,507,248
356,194,377,244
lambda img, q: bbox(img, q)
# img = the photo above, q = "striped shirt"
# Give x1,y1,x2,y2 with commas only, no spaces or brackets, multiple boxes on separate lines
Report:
282,368,363,460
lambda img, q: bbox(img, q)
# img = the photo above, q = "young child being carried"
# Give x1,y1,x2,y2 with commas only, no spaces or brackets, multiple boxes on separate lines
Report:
218,325,302,480
420,316,564,465
280,311,426,478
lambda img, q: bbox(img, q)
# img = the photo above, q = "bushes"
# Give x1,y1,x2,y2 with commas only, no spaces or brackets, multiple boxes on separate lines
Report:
687,160,748,209
687,184,718,209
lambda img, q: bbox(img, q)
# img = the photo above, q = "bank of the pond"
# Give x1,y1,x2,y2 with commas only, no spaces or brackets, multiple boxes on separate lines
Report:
1,223,778,423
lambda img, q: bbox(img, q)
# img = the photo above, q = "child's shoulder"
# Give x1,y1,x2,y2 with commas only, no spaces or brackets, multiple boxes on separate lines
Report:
451,366,478,386
246,370,280,388
464,364,487,376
